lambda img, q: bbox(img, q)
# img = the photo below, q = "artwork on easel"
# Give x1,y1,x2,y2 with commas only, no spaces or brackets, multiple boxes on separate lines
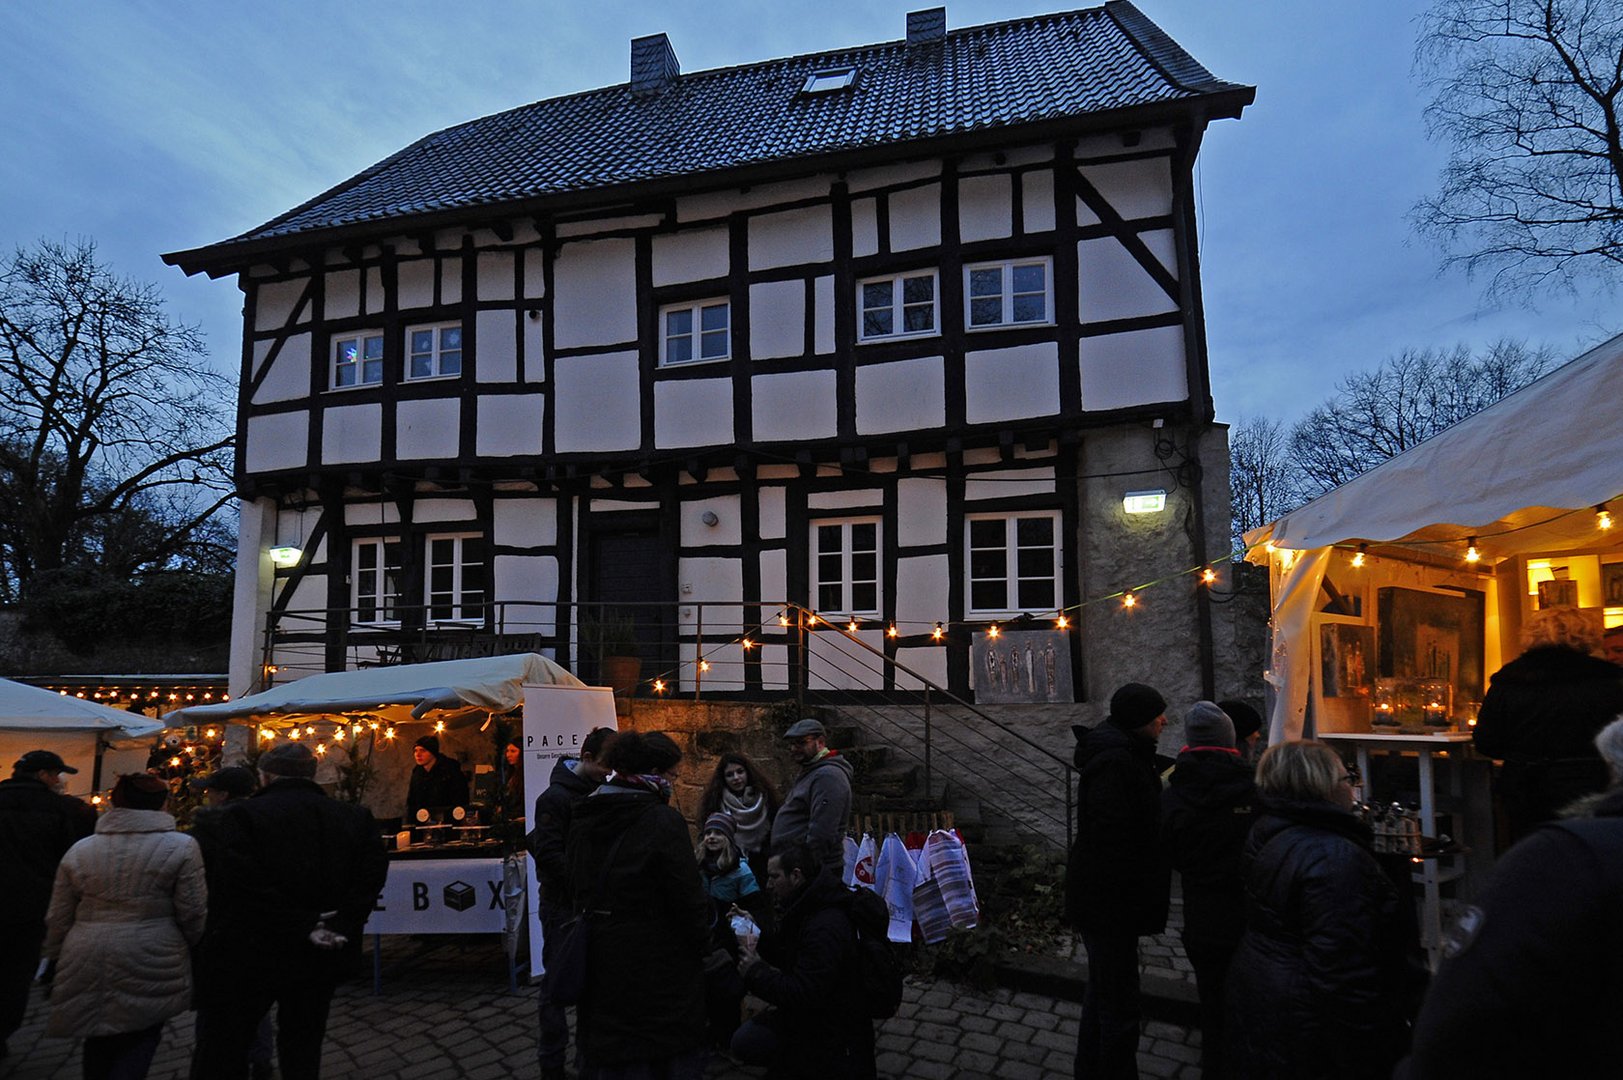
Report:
1600,563,1623,607
1377,587,1486,705
1320,623,1375,699
1537,578,1579,609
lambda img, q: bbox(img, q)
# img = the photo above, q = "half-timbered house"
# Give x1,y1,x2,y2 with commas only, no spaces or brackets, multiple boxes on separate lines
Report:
167,3,1255,719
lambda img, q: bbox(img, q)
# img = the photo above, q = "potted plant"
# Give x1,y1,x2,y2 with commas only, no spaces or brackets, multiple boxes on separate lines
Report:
581,610,642,694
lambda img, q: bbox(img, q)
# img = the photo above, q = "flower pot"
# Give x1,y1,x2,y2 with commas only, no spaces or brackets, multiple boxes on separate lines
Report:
601,654,643,695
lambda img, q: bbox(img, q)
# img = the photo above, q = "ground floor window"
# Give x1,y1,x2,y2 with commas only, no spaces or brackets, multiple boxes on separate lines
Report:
812,518,881,615
966,511,1060,615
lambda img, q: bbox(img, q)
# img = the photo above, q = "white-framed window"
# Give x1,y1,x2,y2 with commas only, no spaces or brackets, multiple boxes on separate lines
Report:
406,323,463,380
332,332,385,388
353,538,404,624
966,511,1061,614
802,67,856,94
425,534,488,623
857,270,938,342
812,518,881,615
965,259,1052,329
660,300,731,365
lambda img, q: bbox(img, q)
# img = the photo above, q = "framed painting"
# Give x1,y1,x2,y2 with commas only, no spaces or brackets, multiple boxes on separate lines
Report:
1377,586,1487,705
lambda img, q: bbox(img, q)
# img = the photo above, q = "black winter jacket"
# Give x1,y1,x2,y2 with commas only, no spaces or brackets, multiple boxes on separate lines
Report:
1227,797,1415,1080
1159,749,1257,949
0,777,95,934
1065,722,1170,935
406,754,469,818
1397,787,1623,1079
745,870,867,1080
526,757,598,905
1473,646,1623,839
564,785,710,1068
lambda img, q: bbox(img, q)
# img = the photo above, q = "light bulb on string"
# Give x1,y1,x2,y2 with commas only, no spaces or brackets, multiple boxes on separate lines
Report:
699,659,711,672
653,679,666,693
886,624,898,638
383,727,396,740
1352,544,1367,569
932,622,944,642
847,619,859,633
1122,591,1138,609
740,638,754,651
1200,567,1217,585
315,743,327,756
987,624,1001,639
1598,505,1613,531
1056,614,1069,630
778,612,790,627
1465,537,1481,564
434,721,445,734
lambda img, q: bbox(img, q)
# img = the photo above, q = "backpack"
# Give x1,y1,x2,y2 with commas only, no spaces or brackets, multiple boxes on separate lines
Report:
843,886,904,1020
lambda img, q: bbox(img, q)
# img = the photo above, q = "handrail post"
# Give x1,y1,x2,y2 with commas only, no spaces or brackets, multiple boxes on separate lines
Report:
795,605,807,715
924,686,933,797
694,603,703,700
1066,767,1074,849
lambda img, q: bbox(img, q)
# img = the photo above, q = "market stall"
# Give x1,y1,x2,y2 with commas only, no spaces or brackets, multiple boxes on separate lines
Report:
0,676,164,794
1245,330,1623,959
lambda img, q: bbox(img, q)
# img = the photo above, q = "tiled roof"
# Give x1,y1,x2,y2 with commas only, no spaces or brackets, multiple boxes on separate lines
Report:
171,2,1249,270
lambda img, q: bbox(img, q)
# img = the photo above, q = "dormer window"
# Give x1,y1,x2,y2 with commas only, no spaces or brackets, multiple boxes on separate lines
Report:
802,67,856,94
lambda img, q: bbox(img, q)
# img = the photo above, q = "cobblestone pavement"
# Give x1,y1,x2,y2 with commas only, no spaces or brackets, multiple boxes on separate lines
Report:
1,937,1202,1079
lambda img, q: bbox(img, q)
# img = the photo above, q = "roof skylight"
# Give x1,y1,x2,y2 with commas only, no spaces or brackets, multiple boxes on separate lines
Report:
802,67,857,94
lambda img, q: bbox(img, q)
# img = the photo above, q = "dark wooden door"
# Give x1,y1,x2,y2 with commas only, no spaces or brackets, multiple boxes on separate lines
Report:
585,518,675,688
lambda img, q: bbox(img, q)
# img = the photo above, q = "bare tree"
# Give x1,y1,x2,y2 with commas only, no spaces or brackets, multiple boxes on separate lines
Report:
1414,0,1623,296
1228,415,1304,554
0,239,235,602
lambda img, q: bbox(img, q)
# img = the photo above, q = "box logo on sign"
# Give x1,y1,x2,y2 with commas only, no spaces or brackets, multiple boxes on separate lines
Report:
444,880,476,912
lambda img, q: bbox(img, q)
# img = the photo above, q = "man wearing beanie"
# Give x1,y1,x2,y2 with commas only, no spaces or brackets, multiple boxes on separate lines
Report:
1160,702,1257,1080
1066,683,1172,1079
406,733,470,821
190,742,388,1078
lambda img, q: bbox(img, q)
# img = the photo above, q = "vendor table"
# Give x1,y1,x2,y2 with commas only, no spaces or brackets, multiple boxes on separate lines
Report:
370,852,526,992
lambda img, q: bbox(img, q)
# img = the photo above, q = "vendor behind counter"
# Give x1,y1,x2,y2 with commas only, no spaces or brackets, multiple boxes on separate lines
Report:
406,734,469,821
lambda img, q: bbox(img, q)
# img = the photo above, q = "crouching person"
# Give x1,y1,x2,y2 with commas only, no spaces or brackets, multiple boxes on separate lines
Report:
732,843,873,1080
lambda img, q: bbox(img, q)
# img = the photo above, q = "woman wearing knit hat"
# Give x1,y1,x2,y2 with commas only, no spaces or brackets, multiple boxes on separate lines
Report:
694,811,768,1050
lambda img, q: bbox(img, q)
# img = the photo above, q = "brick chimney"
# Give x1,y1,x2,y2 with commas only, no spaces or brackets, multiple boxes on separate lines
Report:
906,8,946,47
630,33,680,95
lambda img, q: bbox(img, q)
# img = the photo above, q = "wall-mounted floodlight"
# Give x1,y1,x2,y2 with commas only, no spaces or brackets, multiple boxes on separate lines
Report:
268,546,303,568
1122,490,1167,514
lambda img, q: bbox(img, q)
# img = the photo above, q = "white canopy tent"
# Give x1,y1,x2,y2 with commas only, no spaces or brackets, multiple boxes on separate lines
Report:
1245,331,1623,742
0,677,166,795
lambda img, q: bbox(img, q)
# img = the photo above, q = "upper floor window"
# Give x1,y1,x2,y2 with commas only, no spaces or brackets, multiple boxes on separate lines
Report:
966,511,1060,615
353,538,404,624
965,259,1052,329
333,332,384,388
407,324,463,380
858,270,938,342
812,518,880,615
661,300,730,365
426,534,488,623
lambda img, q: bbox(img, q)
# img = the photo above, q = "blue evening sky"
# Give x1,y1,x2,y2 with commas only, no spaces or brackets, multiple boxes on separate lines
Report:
4,0,1615,426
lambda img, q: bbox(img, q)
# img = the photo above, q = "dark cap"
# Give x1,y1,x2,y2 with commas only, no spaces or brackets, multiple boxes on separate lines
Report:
414,734,441,756
783,718,827,739
192,766,257,798
14,749,77,775
258,742,317,779
1217,700,1264,742
1107,683,1166,730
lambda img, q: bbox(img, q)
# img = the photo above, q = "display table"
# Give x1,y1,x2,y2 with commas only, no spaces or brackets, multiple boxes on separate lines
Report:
370,853,526,992
1321,732,1489,967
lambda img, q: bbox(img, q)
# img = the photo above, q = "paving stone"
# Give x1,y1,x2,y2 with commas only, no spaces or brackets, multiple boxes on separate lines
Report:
916,989,956,1007
957,1014,997,1034
1021,1009,1060,1031
954,1048,998,1074
876,1032,914,1055
995,1061,1047,1080
912,1039,958,1064
901,1060,956,1080
1152,1038,1203,1064
1031,1027,1073,1052
984,1002,1025,1021
1044,1047,1078,1073
912,1022,961,1045
1137,1050,1182,1077
874,1050,912,1076
1002,1040,1050,1066
1144,1020,1189,1040
958,1030,1002,1055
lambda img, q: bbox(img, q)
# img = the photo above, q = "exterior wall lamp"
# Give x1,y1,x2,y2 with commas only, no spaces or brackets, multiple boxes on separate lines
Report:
1122,489,1167,515
268,545,303,568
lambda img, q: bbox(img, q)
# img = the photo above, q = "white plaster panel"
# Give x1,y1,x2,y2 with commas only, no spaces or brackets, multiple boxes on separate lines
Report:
759,548,786,600
856,356,945,435
285,576,327,614
346,502,401,527
253,279,307,332
477,394,545,456
324,270,360,320
679,557,743,604
964,343,1061,424
1076,197,1101,228
395,397,460,460
397,259,435,310
413,498,477,522
495,555,559,634
553,238,637,348
478,251,515,301
320,403,382,464
897,480,947,547
1023,170,1056,233
557,214,664,239
250,334,311,405
1078,325,1188,411
1143,228,1180,277
847,160,942,194
751,370,837,442
681,495,743,546
523,312,544,382
851,198,879,258
963,467,1056,501
758,488,786,540
808,489,882,511
895,554,949,624
244,412,308,473
888,184,941,251
476,310,518,383
962,145,1054,172
1078,237,1178,322
748,206,834,271
749,280,805,359
365,267,384,315
809,631,883,690
522,249,546,299
589,499,653,513
676,176,833,221
959,174,1013,243
1080,158,1173,220
652,227,729,286
894,646,949,690
813,276,835,354
654,378,732,449
493,497,557,548
554,351,641,451
440,258,463,305
1075,128,1175,161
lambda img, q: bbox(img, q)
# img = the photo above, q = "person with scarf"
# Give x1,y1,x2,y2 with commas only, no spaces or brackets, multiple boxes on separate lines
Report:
699,752,781,883
564,731,711,1080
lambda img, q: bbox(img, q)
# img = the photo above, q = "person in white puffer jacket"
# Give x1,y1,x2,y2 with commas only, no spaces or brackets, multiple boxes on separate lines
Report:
43,772,207,1080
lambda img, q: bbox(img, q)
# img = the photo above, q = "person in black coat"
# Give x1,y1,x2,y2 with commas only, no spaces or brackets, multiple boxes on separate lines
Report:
733,842,869,1080
405,734,469,820
1065,682,1172,1080
1472,606,1623,846
1227,740,1419,1080
564,731,711,1080
0,750,96,1057
1159,702,1257,1080
1397,717,1623,1079
190,742,388,1080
